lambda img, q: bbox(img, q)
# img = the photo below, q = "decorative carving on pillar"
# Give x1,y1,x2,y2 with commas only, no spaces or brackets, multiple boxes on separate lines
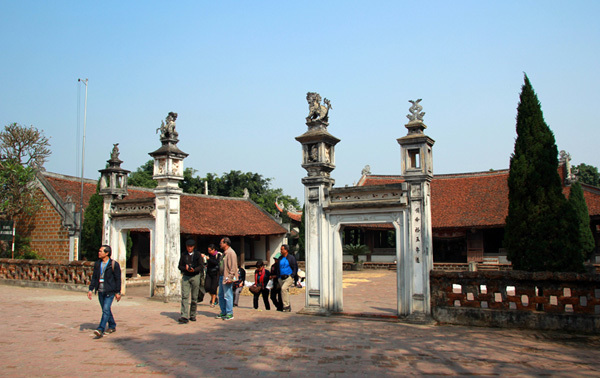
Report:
559,150,578,184
398,99,435,180
99,143,130,199
297,92,340,185
407,99,425,123
306,92,332,128
156,112,179,143
150,112,189,184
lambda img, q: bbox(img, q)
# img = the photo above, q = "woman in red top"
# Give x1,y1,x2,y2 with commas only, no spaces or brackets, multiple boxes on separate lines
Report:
253,260,271,310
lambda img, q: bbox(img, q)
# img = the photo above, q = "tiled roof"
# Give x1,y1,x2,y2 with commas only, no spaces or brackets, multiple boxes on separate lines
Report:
180,195,287,236
359,169,600,229
42,172,154,210
274,201,302,223
40,172,286,237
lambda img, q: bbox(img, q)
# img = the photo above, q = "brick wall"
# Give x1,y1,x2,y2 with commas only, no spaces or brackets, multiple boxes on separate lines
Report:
0,259,93,285
15,191,71,260
431,270,600,333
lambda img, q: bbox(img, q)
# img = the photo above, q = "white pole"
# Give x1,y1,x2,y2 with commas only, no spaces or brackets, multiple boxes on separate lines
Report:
78,78,88,260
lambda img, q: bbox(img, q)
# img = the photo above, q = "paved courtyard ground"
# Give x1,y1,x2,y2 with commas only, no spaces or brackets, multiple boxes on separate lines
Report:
1,270,599,377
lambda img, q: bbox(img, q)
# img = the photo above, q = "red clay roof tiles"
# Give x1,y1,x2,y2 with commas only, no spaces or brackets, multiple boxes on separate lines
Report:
41,172,286,237
360,169,600,229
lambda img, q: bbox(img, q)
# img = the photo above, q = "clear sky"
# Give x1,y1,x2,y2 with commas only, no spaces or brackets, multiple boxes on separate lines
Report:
2,1,599,203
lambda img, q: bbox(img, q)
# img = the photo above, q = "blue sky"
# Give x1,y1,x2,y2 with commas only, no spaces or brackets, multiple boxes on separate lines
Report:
2,1,599,203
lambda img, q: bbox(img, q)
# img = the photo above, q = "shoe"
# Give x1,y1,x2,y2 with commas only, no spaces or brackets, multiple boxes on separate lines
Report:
210,303,215,308
282,306,291,312
233,304,238,307
178,317,189,324
105,328,116,334
222,314,234,321
94,329,103,338
189,316,196,322
215,313,225,319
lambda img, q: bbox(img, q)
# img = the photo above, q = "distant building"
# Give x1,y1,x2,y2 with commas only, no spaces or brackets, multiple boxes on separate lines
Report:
17,171,287,271
352,163,600,264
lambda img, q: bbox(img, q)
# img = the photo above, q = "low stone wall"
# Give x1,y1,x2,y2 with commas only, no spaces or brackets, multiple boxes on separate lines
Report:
430,270,600,333
0,258,94,288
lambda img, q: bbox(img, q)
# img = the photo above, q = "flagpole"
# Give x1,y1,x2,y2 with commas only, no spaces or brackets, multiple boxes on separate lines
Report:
77,78,88,260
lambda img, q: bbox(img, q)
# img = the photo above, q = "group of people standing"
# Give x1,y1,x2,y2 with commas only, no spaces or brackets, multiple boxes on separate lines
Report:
179,241,299,322
178,237,240,322
86,239,299,339
252,244,298,312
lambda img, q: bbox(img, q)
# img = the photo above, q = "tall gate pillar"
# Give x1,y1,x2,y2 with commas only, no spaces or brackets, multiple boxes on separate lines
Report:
296,92,340,314
397,100,435,318
149,112,188,301
99,144,130,294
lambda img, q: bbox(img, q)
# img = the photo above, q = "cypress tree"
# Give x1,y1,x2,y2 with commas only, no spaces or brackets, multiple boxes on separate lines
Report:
504,75,583,272
568,181,595,261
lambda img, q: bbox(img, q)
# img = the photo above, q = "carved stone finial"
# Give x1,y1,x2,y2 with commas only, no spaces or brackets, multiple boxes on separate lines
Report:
306,92,332,126
560,150,578,184
361,165,371,176
110,143,120,160
156,112,179,142
406,99,425,123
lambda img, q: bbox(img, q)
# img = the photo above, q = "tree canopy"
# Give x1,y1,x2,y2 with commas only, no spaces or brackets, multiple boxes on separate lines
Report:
575,163,600,187
0,123,51,221
0,123,51,168
504,75,583,272
127,160,157,188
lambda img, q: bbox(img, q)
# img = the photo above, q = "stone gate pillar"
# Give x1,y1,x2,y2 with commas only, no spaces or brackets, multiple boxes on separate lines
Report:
296,92,339,314
149,112,188,301
396,100,435,318
99,144,130,293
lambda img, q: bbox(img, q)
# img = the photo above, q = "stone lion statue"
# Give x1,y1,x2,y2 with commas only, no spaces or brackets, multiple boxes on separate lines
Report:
157,112,179,141
306,92,332,125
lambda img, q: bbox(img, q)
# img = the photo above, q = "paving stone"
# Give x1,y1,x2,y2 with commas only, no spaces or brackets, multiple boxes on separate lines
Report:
1,271,600,376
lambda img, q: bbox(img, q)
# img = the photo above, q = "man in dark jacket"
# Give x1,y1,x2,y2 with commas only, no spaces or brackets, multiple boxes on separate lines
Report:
178,239,204,323
87,245,122,338
276,244,298,312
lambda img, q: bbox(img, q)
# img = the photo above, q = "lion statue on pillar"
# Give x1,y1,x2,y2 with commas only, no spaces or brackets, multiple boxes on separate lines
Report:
306,92,332,126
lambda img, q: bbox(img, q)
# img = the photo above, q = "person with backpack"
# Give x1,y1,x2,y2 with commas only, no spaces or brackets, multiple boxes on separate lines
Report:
87,245,122,338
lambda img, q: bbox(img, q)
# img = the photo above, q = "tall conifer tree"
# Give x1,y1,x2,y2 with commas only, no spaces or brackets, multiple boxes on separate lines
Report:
504,75,583,272
568,181,595,261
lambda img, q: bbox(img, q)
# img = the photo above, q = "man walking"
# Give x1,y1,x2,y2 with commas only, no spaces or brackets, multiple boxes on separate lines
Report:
178,239,204,323
276,244,297,312
87,245,122,338
216,237,238,320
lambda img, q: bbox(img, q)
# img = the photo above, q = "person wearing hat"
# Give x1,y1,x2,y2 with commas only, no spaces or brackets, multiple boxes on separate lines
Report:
252,260,271,310
177,239,204,323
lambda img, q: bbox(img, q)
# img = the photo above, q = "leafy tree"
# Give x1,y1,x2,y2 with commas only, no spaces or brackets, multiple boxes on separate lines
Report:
569,181,596,261
81,184,103,261
575,163,600,187
0,123,51,168
201,170,299,216
0,160,41,220
180,167,205,194
127,160,156,188
504,75,583,272
0,123,51,221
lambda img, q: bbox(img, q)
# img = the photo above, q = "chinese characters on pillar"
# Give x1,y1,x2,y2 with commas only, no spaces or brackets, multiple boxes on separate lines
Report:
413,206,422,263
